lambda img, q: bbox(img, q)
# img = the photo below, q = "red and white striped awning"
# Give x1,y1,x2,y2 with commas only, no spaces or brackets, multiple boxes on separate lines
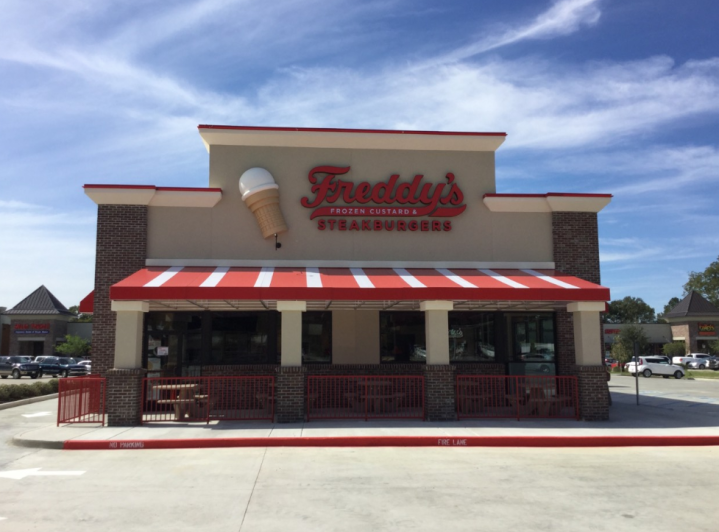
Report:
110,266,609,302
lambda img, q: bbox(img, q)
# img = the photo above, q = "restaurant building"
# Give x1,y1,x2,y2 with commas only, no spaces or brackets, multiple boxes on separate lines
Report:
4,286,76,357
82,125,612,426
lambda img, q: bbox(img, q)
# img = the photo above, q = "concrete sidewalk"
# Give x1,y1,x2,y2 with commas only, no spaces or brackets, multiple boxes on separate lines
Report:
11,383,719,449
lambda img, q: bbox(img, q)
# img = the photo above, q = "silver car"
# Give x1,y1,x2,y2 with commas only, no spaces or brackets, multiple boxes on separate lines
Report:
686,354,719,370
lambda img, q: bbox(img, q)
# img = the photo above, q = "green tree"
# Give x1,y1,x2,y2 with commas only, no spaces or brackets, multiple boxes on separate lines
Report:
603,296,656,324
612,325,649,369
611,338,632,370
55,334,91,359
661,297,681,316
709,340,719,355
683,256,719,307
68,305,92,323
662,341,686,358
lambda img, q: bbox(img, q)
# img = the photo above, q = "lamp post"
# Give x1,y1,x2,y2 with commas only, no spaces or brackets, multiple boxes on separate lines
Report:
634,341,640,405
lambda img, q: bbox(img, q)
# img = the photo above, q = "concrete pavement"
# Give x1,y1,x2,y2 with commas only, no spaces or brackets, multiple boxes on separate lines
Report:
6,375,719,449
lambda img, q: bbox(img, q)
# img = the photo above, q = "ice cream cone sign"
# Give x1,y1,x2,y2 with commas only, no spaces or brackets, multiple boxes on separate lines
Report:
239,167,288,239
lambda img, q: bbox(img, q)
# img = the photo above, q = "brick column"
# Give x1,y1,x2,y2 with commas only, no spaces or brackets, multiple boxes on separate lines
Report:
424,365,456,421
575,366,610,421
106,368,146,426
91,205,147,377
553,212,608,421
275,366,306,423
552,212,600,284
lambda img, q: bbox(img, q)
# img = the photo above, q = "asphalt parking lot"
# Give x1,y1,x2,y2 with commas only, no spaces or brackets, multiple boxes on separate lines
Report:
0,378,718,531
0,376,59,386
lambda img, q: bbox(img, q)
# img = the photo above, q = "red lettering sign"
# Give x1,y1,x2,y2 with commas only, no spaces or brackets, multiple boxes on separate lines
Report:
13,323,50,331
301,166,466,220
698,323,716,336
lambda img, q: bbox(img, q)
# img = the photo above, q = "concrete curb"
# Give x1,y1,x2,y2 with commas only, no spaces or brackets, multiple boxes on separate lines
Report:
12,433,64,450
0,393,58,411
53,435,719,450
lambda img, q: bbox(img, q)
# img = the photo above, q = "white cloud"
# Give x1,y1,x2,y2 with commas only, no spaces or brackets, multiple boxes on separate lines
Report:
441,0,602,62
0,202,96,308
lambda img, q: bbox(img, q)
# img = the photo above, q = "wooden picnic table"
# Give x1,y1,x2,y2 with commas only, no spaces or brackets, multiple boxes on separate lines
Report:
153,383,204,420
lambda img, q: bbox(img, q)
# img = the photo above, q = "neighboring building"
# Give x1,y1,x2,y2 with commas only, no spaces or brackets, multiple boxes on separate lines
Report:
0,307,11,356
82,125,613,426
4,286,76,356
664,292,719,354
603,323,672,356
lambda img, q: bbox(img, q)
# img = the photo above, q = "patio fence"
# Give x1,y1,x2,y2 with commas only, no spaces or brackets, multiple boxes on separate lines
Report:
307,375,425,421
57,377,107,426
456,375,579,420
141,376,275,423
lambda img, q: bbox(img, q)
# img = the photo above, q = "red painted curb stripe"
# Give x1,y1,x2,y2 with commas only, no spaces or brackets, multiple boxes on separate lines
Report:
63,435,719,451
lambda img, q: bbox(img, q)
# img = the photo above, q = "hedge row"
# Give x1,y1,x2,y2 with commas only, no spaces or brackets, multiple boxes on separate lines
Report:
0,379,59,403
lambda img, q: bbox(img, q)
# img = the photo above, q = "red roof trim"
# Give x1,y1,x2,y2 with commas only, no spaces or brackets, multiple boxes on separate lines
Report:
484,193,613,198
483,193,546,198
156,187,222,193
83,185,221,192
546,192,613,198
83,184,155,190
198,125,507,137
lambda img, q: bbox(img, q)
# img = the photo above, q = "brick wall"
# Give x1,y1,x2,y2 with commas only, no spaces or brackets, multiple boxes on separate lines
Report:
106,368,146,426
424,365,456,421
275,366,306,423
202,365,279,376
575,365,609,421
91,205,148,377
555,310,576,377
552,212,600,284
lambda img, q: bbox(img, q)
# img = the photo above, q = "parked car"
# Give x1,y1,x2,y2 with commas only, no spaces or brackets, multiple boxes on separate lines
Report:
77,360,92,373
33,356,82,378
68,361,90,376
626,356,684,379
672,353,706,366
0,356,43,379
684,354,719,370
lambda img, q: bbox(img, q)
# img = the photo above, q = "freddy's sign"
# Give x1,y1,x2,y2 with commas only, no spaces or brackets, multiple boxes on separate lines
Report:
301,166,466,232
698,323,716,336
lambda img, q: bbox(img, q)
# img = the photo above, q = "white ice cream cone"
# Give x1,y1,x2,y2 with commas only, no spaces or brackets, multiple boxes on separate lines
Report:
240,168,288,239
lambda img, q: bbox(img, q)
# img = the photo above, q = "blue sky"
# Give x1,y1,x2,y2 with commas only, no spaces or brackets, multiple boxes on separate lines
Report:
1,0,718,315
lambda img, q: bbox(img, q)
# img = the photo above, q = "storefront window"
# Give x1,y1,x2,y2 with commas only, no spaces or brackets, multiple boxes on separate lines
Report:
302,312,332,363
146,313,203,376
210,312,279,365
380,312,426,363
145,311,280,375
507,314,556,375
448,312,496,362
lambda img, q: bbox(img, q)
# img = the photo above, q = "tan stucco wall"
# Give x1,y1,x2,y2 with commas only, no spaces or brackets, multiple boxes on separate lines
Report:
332,310,380,364
147,145,553,263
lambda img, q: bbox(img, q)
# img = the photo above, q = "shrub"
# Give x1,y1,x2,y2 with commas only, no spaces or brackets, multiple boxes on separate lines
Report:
0,378,60,403
662,342,686,357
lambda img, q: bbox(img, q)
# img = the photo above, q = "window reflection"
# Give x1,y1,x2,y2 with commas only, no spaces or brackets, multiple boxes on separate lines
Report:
380,312,426,363
508,314,556,375
302,312,332,363
448,312,495,362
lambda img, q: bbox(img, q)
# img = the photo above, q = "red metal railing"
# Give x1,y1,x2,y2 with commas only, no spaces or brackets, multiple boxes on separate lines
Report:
141,376,274,423
456,375,579,420
57,377,107,426
307,376,425,421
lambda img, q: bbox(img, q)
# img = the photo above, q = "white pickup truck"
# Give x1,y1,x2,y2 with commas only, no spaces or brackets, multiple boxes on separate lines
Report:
672,353,717,369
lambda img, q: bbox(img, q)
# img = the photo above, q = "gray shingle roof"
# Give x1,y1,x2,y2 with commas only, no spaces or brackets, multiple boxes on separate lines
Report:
664,291,719,318
5,286,75,316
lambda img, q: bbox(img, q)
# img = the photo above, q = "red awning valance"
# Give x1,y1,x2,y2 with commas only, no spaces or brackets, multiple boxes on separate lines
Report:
110,266,609,302
79,290,94,313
